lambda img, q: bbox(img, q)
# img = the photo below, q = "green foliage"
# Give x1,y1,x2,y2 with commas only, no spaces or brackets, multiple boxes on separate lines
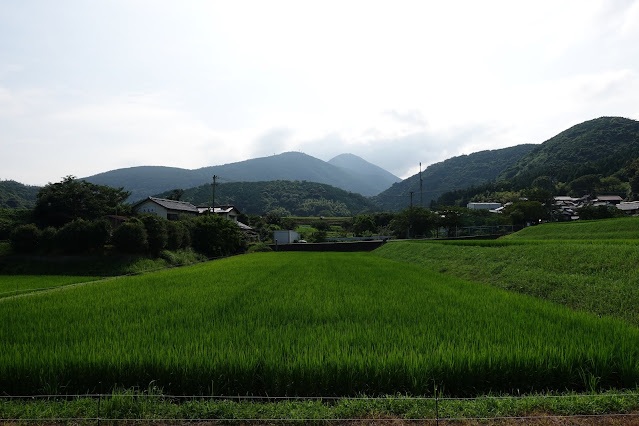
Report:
246,242,273,253
0,180,40,209
190,214,245,257
376,144,536,211
311,220,330,232
55,219,111,254
500,117,639,188
9,224,41,253
138,214,168,256
111,222,149,254
352,214,376,236
0,208,32,239
166,221,190,250
34,176,130,227
389,207,438,238
578,205,626,220
157,180,377,216
2,252,639,396
504,201,547,225
4,390,639,422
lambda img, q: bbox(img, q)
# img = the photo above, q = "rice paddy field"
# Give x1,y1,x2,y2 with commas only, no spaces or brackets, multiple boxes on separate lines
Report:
2,251,639,397
0,275,101,298
375,217,639,326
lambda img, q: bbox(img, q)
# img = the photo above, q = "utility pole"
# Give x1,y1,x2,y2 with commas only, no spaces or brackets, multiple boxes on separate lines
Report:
419,162,423,207
408,191,414,239
210,175,217,214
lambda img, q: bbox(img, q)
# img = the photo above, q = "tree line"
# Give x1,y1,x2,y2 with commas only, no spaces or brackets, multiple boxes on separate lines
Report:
6,177,246,257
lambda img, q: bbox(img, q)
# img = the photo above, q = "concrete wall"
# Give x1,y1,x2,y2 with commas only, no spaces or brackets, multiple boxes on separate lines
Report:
135,200,168,219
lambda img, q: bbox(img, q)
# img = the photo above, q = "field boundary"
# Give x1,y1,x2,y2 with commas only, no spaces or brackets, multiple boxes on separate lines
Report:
0,253,230,301
3,392,639,423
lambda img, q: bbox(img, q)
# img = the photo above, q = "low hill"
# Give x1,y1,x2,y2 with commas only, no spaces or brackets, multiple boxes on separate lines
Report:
0,180,40,209
157,180,378,216
499,117,639,187
374,144,536,211
84,152,399,201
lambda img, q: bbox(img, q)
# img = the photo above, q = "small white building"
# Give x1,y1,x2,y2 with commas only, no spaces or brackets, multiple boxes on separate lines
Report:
273,230,300,244
467,202,502,210
198,205,241,222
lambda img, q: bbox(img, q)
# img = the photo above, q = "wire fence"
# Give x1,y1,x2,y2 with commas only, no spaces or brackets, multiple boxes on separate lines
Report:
2,392,639,424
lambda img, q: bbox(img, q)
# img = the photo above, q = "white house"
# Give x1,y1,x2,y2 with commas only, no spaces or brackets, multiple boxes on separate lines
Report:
197,205,241,222
133,197,200,220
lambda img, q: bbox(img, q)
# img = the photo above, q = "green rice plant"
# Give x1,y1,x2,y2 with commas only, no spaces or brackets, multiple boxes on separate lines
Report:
0,275,101,298
503,216,639,240
1,252,639,397
375,240,639,325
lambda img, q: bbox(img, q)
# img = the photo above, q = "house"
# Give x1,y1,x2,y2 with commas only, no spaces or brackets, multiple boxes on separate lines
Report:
467,202,502,210
595,195,624,205
197,205,242,222
617,201,639,215
133,197,199,220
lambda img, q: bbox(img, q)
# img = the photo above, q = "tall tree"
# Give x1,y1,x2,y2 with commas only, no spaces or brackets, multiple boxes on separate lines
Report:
34,176,130,227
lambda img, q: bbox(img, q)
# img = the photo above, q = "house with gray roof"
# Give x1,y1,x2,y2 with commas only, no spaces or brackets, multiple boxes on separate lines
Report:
133,197,200,220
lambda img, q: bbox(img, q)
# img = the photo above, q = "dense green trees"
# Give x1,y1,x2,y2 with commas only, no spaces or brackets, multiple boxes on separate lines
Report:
191,214,246,257
34,176,130,227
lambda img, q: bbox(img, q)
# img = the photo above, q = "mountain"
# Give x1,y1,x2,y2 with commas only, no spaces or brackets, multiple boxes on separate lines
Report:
84,152,399,201
498,117,639,187
0,180,41,209
156,180,378,216
373,144,536,211
328,153,401,192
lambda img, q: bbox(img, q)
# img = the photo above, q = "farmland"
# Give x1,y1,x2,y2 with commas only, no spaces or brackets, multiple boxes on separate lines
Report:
0,275,101,298
2,251,639,397
375,217,639,326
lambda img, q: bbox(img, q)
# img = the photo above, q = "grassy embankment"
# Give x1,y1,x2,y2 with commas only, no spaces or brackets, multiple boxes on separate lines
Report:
375,217,639,326
2,252,639,397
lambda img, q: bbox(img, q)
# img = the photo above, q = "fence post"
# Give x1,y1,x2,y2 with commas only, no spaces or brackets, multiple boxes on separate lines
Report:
435,385,439,426
97,394,101,426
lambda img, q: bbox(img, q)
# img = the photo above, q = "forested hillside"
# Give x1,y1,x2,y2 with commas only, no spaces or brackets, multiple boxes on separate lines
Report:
374,144,536,211
499,117,639,187
0,180,40,209
157,180,378,216
85,152,400,201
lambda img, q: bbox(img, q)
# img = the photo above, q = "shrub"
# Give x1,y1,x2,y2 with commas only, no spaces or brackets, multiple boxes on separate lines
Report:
39,227,58,254
166,221,190,251
139,214,168,256
9,224,41,253
247,242,273,253
112,222,148,254
190,215,246,257
56,219,111,254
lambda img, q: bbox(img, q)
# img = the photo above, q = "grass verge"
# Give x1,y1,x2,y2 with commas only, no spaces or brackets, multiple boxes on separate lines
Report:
2,389,639,422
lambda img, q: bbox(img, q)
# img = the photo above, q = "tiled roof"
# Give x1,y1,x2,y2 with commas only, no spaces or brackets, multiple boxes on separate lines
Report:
145,197,199,213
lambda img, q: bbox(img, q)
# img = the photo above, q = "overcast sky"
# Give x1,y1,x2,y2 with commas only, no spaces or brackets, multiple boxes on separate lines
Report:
1,0,639,186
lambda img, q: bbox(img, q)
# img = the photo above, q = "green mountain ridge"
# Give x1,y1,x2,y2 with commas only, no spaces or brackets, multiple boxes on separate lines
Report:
0,180,40,209
374,144,537,211
499,116,639,187
84,152,400,201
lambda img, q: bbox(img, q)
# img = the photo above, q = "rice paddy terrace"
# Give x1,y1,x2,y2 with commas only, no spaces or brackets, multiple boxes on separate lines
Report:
3,216,639,398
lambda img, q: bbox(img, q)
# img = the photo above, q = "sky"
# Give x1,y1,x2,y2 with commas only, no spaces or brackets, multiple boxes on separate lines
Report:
1,0,639,186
